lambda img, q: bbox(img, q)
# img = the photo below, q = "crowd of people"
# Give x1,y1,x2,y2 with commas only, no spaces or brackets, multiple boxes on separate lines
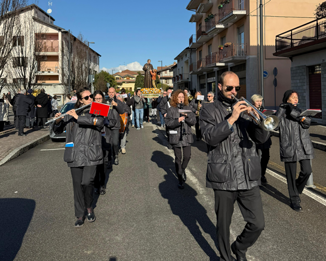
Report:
48,70,314,261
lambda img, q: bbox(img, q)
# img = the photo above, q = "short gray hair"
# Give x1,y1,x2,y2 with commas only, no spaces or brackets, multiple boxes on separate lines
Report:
251,94,263,102
207,92,214,97
20,90,26,94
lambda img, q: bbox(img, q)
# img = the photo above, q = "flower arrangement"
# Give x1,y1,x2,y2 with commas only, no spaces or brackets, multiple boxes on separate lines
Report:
218,45,224,50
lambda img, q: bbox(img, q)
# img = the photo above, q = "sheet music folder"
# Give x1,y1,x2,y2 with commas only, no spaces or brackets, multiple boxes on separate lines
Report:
89,102,110,117
300,109,322,117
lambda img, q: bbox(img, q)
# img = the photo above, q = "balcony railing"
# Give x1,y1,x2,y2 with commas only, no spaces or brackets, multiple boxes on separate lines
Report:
205,15,217,32
36,40,59,52
206,52,219,66
38,63,59,73
219,44,246,61
196,27,206,40
275,18,326,53
218,0,245,22
197,59,204,70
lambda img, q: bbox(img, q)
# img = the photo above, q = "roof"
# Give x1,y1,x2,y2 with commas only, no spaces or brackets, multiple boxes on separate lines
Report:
157,63,176,73
18,4,55,21
114,70,141,76
174,47,194,60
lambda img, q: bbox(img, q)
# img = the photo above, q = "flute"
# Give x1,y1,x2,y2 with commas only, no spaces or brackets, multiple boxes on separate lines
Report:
45,103,91,125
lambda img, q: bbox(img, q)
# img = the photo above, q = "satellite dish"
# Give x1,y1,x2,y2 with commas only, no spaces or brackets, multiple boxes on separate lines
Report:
47,9,52,14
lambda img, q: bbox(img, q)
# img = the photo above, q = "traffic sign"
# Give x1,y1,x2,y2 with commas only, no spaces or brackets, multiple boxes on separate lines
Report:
263,70,269,79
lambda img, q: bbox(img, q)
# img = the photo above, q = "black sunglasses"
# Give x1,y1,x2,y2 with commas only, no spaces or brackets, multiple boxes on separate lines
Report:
225,86,241,92
82,94,93,100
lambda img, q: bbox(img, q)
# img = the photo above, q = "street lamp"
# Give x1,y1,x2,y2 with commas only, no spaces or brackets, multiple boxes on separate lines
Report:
87,41,95,91
158,60,163,87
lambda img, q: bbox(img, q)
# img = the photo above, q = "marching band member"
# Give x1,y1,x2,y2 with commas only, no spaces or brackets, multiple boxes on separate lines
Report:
251,94,272,185
275,90,314,212
207,91,214,103
165,90,196,189
53,88,104,227
200,71,269,261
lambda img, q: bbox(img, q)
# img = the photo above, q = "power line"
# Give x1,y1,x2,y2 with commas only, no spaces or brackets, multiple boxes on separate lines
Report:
249,15,315,18
250,0,272,15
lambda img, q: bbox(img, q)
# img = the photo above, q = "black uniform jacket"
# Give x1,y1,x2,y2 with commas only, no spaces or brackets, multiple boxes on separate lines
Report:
200,99,270,191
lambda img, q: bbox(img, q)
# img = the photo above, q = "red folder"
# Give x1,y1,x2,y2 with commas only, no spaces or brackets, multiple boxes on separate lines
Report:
89,102,110,117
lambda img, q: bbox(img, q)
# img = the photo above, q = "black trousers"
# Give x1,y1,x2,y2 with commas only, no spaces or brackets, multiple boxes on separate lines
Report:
95,151,107,189
195,117,201,139
284,159,311,203
70,166,97,218
108,129,120,160
38,117,46,127
18,115,26,135
258,148,270,177
0,121,4,132
214,186,265,261
173,146,191,183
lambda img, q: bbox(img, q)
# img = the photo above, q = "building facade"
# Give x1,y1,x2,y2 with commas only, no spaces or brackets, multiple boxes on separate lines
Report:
185,0,320,107
157,64,175,87
113,70,139,92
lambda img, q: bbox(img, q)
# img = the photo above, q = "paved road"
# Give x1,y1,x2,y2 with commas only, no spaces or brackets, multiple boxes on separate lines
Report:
1,122,326,261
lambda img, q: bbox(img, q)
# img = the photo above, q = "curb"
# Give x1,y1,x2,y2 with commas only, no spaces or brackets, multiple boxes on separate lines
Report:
270,131,326,151
0,133,50,166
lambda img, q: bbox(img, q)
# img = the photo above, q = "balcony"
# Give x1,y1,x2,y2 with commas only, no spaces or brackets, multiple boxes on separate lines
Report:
197,2,213,13
186,0,202,11
189,34,202,48
205,52,226,67
36,63,60,75
35,40,59,54
189,13,203,23
197,59,205,72
178,73,190,82
36,75,59,84
219,43,247,63
205,16,225,35
197,27,210,43
274,18,326,57
218,0,246,25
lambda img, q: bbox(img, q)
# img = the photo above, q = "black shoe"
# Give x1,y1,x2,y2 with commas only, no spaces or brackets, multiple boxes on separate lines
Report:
75,218,84,227
178,183,184,189
94,188,100,195
231,242,247,261
107,161,113,169
87,212,96,222
261,176,267,185
100,186,106,195
114,157,119,165
290,202,303,212
18,134,26,136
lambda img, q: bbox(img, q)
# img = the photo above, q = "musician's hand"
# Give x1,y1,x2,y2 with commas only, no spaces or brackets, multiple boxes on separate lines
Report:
55,113,63,124
164,113,167,117
181,113,187,117
246,107,260,121
179,116,185,122
66,109,78,120
228,101,248,126
111,101,117,106
199,103,202,108
37,104,42,108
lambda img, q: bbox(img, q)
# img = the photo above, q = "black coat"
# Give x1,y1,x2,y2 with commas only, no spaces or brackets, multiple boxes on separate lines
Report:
26,95,36,118
275,104,314,162
159,96,171,116
53,108,104,167
165,105,196,147
35,92,49,118
256,106,272,150
200,99,270,191
16,94,33,116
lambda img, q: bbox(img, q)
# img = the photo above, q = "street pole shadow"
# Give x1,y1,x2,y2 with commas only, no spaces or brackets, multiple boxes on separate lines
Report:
151,151,220,260
0,198,35,261
260,184,290,206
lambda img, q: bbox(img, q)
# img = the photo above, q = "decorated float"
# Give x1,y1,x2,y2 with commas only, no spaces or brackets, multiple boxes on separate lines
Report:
140,88,162,98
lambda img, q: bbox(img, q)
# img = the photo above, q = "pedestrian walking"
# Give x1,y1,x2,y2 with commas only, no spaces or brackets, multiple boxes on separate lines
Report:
200,71,270,261
275,90,314,212
0,96,9,132
35,89,49,128
189,91,202,141
159,88,173,140
26,89,36,129
116,94,131,154
134,89,145,130
16,90,33,136
156,92,166,127
165,89,196,189
53,88,104,227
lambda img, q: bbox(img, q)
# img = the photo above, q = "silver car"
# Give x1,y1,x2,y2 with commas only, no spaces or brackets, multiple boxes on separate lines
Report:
49,101,76,141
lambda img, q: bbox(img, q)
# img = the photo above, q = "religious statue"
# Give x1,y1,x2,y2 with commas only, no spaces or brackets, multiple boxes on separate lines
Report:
143,59,154,88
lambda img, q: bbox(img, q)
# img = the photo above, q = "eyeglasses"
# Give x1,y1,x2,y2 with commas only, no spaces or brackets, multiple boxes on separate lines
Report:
225,86,241,92
82,94,93,100
207,95,213,97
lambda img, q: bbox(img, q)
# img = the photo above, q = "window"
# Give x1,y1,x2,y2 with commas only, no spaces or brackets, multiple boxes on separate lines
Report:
309,65,321,74
221,36,226,46
13,57,27,67
237,25,245,46
239,0,245,10
208,44,212,56
13,36,24,47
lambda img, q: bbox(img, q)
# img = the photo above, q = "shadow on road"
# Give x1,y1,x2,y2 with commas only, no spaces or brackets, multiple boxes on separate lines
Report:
151,150,219,260
260,183,290,206
0,198,35,261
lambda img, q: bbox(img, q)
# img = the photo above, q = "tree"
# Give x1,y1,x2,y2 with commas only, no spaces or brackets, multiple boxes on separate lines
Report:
134,72,144,91
157,83,170,91
315,1,326,19
94,70,117,93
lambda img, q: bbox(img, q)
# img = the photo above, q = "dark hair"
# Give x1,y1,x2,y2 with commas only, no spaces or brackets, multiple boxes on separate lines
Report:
53,95,57,99
75,88,91,108
93,90,104,103
41,89,45,93
67,94,72,99
121,88,126,94
170,89,189,107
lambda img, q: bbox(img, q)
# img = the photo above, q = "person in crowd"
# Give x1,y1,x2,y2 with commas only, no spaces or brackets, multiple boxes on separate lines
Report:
0,95,9,132
65,94,72,104
165,89,196,189
157,91,166,127
116,94,131,154
35,89,49,128
53,88,104,227
134,89,145,130
130,93,136,128
144,97,149,122
12,91,20,129
47,95,53,118
275,90,314,212
151,98,157,122
159,88,173,140
106,87,127,166
26,89,36,129
251,94,272,185
16,90,33,136
6,92,12,106
189,91,202,141
200,71,270,261
51,95,59,116
207,92,214,103
184,88,193,103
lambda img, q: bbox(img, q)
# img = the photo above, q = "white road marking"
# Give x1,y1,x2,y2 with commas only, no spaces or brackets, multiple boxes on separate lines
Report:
40,148,65,151
266,168,326,207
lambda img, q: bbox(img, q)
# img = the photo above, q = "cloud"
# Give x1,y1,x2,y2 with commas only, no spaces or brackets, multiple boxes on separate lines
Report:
101,61,143,74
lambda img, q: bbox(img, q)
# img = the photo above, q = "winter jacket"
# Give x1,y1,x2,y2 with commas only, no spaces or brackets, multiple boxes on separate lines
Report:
53,108,104,167
26,95,36,118
134,95,145,109
106,98,126,130
165,105,196,147
200,98,270,191
275,104,314,162
16,94,33,116
159,96,171,116
0,99,9,121
256,106,272,150
35,92,49,118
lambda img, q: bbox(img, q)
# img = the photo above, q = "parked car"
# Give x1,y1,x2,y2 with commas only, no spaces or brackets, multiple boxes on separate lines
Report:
49,101,76,141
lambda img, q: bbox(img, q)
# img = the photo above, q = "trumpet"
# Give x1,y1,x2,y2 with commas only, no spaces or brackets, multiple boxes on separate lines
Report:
231,95,279,131
45,103,91,126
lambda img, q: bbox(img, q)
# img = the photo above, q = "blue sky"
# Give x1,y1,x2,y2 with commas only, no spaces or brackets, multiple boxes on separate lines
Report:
35,0,195,73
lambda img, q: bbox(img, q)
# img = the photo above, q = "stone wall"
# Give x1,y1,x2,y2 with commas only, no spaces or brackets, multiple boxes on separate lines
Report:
291,65,307,110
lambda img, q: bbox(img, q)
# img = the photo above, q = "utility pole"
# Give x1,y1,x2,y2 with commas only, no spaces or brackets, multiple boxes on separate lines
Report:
67,30,72,94
158,60,163,87
260,0,264,97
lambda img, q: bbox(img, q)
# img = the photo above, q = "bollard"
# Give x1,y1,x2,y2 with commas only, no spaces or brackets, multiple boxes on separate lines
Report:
305,160,316,188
